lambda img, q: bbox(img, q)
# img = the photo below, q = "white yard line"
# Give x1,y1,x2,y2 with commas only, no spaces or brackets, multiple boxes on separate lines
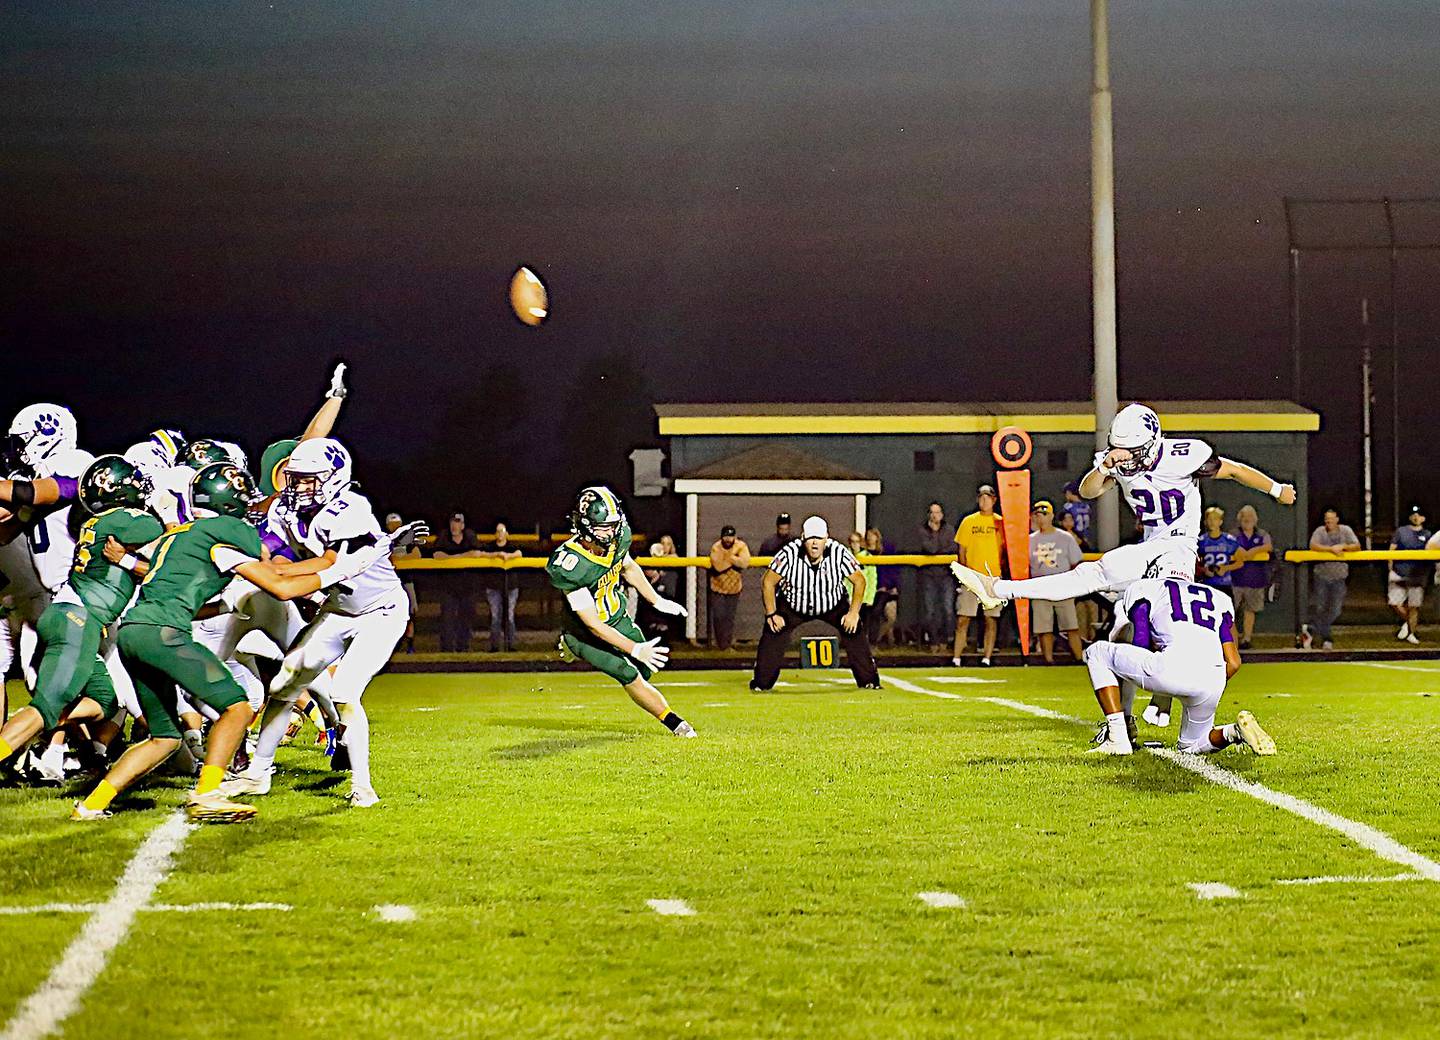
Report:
1362,663,1440,674
916,891,966,909
0,902,291,916
645,899,696,917
1188,882,1243,900
891,675,1440,883
925,676,1005,685
1275,873,1424,886
2,811,191,1040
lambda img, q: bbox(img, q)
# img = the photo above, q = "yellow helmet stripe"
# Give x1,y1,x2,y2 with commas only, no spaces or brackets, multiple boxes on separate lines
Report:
594,486,620,519
153,429,177,458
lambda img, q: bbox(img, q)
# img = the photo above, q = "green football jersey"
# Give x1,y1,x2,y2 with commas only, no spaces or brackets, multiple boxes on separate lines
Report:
546,524,633,628
69,507,166,626
124,515,262,629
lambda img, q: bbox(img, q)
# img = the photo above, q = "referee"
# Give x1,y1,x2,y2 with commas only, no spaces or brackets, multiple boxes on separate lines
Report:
750,515,880,691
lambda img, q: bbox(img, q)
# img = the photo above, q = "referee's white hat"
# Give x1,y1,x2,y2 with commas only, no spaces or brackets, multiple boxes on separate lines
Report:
801,515,829,540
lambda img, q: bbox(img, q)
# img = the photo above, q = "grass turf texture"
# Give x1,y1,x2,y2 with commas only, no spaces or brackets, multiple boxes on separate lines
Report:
2,662,1439,1039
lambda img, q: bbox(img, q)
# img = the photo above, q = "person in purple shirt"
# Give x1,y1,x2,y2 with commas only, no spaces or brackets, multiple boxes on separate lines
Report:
1229,504,1272,650
1060,481,1092,541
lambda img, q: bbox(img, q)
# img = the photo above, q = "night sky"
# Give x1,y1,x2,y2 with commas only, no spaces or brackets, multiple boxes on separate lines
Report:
5,2,1440,526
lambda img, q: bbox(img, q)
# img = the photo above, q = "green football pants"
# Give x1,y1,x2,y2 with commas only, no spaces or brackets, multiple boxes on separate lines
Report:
31,602,118,728
117,623,248,741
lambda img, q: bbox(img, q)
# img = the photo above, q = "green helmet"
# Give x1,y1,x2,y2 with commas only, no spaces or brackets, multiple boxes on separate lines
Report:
79,454,154,514
570,486,625,548
182,438,231,470
189,462,262,519
258,438,300,496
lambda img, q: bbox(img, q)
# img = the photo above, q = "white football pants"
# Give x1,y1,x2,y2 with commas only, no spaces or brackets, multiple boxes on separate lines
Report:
994,535,1197,602
1084,640,1226,754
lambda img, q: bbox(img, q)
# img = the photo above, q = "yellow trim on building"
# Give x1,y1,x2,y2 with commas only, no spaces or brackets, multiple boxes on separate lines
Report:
659,412,1318,436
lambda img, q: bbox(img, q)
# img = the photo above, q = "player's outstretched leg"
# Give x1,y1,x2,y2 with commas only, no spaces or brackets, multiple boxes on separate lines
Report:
622,676,696,738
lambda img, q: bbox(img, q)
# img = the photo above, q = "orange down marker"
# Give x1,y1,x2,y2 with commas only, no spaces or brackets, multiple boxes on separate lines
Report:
991,426,1033,658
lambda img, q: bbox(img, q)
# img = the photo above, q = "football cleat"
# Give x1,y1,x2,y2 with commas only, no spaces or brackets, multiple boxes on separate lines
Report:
950,562,1003,611
186,791,258,824
219,769,272,797
348,786,380,808
70,801,113,822
1125,714,1140,749
672,721,698,738
1234,711,1277,756
1087,734,1134,756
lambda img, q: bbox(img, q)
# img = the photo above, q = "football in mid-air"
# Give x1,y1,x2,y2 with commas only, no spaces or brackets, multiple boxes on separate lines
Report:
509,266,548,326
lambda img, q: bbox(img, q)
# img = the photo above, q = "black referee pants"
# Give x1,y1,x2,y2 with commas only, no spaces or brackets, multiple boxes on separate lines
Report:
751,601,880,690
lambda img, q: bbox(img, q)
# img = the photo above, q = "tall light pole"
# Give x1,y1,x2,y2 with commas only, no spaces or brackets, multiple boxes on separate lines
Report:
1090,0,1120,550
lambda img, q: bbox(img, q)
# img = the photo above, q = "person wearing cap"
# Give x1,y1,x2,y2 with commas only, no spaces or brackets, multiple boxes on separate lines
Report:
953,485,1006,667
1028,501,1084,664
708,524,752,650
759,513,796,557
751,515,879,691
385,512,422,653
428,511,483,651
1389,505,1432,644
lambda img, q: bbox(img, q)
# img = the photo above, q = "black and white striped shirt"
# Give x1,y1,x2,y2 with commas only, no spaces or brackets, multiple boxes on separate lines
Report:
769,539,861,615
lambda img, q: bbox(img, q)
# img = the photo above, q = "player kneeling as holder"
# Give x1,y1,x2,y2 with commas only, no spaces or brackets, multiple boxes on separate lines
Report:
1084,576,1276,757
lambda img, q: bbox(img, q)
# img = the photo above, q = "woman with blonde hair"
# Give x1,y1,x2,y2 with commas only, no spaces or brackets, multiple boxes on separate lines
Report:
865,527,899,646
1230,504,1273,650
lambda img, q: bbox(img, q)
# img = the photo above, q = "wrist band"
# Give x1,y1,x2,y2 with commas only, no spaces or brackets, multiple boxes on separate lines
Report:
117,553,140,572
1268,481,1283,499
766,612,779,619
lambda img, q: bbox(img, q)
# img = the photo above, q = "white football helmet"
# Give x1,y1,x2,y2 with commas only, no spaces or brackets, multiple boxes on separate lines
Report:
6,404,78,476
1107,404,1162,476
282,437,352,514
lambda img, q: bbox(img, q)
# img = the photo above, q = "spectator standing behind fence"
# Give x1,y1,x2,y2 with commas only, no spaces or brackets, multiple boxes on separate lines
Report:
1061,481,1092,542
1198,507,1243,591
751,515,879,691
1304,508,1361,651
1028,501,1084,664
916,502,956,651
708,525,751,649
479,522,523,652
865,527,899,647
430,511,483,652
385,512,421,653
851,531,878,635
641,534,683,644
953,484,1006,668
1388,505,1431,644
1229,504,1272,650
759,513,795,557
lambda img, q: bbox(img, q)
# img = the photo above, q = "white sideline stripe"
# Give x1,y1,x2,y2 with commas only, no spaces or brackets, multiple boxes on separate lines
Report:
925,676,1005,685
890,676,1440,884
1275,873,1424,886
645,899,696,917
1,811,190,1040
1150,749,1440,881
916,891,966,909
0,902,291,916
1365,663,1440,674
1188,882,1243,900
373,904,417,923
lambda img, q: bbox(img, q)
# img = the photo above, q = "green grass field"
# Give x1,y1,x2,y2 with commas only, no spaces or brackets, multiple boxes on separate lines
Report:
4,661,1439,1039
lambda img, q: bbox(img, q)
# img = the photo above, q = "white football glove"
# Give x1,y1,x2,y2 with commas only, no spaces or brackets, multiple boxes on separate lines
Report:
327,362,348,399
652,597,688,618
630,638,670,671
385,520,429,552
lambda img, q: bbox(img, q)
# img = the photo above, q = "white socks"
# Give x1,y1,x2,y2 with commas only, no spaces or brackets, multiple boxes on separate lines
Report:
340,701,371,793
1105,712,1129,744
